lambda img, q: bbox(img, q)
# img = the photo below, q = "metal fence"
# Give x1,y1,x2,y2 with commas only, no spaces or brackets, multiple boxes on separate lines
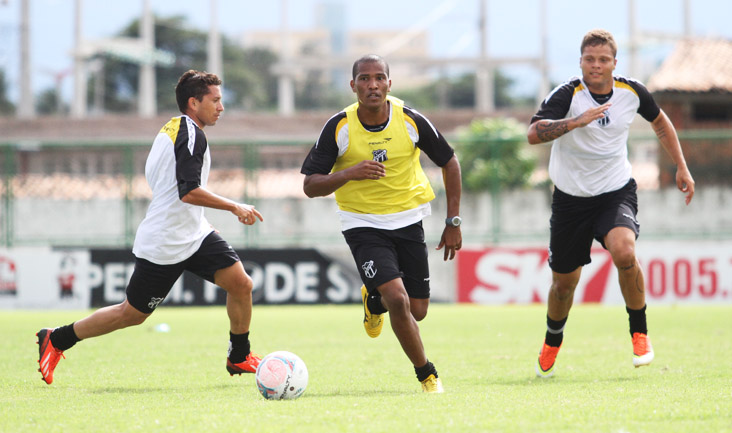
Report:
2,130,731,248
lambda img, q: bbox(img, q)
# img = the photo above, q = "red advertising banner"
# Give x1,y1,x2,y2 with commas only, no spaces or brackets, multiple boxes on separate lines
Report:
457,243,732,304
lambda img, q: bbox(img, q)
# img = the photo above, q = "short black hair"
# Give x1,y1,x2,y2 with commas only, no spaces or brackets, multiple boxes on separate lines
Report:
175,70,222,114
351,54,390,80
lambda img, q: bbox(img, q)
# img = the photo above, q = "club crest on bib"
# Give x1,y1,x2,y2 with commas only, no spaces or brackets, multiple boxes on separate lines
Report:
362,260,377,279
372,149,388,163
597,110,611,127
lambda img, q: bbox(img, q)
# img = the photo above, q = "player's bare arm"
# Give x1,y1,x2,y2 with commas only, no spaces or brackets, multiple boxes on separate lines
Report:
651,110,695,204
181,187,264,224
528,103,612,144
436,155,462,261
303,160,386,197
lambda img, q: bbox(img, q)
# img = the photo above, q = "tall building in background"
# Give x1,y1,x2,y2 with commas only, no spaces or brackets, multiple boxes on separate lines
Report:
316,1,346,87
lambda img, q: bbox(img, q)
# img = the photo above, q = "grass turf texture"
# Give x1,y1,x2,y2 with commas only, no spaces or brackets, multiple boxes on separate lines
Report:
2,304,731,433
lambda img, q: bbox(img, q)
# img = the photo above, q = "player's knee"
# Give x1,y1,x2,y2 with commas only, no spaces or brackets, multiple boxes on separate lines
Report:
127,314,148,327
120,304,149,327
224,273,254,298
239,273,254,294
411,308,427,321
383,291,410,314
611,247,637,270
551,281,576,300
410,301,429,321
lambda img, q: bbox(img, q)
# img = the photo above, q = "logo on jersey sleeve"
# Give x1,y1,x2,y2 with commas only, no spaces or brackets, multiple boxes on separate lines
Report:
372,149,388,162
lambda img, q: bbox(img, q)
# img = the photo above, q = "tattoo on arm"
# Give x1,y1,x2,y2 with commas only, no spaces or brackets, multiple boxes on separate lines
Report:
536,119,571,142
653,123,668,141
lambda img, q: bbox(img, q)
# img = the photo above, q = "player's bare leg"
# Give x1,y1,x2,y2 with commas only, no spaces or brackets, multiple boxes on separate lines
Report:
409,297,429,322
215,261,254,334
605,227,654,366
547,268,581,321
216,261,261,375
378,278,426,366
73,299,150,339
605,227,645,309
378,278,442,392
537,268,581,377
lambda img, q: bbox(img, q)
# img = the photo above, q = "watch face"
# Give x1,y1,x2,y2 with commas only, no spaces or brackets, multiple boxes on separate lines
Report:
447,216,461,227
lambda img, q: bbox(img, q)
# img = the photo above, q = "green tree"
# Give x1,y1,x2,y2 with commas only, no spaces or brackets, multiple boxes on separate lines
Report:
98,15,278,113
397,69,519,110
35,87,62,115
454,117,536,191
0,69,16,116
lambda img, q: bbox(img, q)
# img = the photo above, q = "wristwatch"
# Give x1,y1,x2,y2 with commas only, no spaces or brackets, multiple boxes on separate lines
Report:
445,216,462,227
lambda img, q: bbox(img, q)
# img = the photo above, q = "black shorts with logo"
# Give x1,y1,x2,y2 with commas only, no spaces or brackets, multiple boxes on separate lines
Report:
126,231,240,314
548,178,640,274
342,222,430,299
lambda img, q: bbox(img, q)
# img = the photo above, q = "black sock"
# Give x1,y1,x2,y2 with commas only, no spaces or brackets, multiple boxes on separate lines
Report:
545,315,567,347
414,360,438,382
228,331,251,363
367,293,388,315
50,323,80,351
627,305,648,336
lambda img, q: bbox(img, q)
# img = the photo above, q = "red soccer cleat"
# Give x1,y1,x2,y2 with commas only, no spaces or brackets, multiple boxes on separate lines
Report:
227,352,262,375
536,341,561,378
632,332,654,368
36,328,65,385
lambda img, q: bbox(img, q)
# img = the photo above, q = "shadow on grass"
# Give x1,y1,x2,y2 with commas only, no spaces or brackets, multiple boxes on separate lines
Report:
87,383,236,394
486,375,642,386
302,389,409,397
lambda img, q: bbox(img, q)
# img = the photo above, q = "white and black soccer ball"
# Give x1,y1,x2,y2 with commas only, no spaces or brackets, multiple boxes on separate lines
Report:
255,351,308,400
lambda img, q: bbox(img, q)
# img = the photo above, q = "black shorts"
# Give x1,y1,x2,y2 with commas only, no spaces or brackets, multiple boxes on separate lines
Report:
342,222,430,299
126,231,240,313
548,179,640,274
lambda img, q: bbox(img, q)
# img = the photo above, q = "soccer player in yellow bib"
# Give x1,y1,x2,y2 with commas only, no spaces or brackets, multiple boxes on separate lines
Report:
301,55,462,393
528,29,695,378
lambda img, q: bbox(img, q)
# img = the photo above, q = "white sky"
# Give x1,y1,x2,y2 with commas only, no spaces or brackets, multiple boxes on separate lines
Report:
1,0,731,103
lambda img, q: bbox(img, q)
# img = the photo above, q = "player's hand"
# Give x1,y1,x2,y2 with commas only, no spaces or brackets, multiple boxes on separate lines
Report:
436,226,462,261
575,103,612,128
349,160,386,181
677,166,695,205
234,203,264,225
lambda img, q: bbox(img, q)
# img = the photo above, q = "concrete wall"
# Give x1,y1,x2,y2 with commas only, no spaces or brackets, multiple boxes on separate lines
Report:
10,186,731,302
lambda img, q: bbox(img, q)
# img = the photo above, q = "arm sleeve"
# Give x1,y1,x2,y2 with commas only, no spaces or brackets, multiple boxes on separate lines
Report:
404,106,455,167
529,80,575,124
175,126,207,199
627,79,661,122
300,113,344,175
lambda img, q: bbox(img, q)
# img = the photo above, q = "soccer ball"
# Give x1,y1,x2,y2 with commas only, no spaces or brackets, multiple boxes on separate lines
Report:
255,351,308,400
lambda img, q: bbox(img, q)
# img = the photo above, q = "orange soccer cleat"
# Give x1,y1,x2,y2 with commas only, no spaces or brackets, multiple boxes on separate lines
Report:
36,328,65,385
632,333,654,368
227,352,262,375
536,342,561,378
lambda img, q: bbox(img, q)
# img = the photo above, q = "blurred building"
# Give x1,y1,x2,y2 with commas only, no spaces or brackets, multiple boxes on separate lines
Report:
647,38,732,186
240,27,433,90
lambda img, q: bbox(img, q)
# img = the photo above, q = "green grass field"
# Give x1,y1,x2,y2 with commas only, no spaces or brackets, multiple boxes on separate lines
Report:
2,304,731,433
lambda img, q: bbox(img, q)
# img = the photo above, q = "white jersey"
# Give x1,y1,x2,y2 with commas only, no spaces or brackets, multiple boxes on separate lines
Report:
531,76,660,197
133,115,213,264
